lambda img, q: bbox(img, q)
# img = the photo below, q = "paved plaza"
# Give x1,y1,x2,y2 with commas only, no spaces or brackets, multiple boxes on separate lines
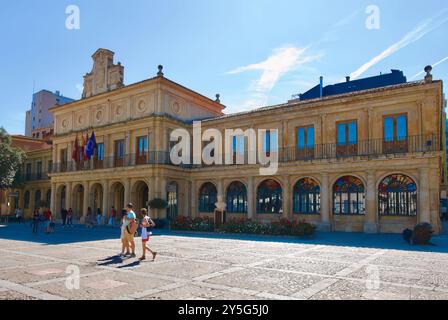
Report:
1,222,448,300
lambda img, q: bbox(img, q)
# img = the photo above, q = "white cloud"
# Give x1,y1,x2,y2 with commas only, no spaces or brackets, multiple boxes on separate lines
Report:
227,46,320,93
350,12,448,80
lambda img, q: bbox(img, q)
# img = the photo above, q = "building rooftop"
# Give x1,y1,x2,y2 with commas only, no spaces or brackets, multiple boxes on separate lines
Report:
11,135,52,152
294,69,407,101
203,79,441,123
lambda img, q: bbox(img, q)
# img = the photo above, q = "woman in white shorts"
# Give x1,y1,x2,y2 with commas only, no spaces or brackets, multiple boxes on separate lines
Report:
139,208,157,261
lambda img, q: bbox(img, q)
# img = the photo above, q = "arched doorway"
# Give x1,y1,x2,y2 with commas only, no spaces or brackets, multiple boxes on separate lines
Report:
45,189,51,209
226,181,247,213
131,181,149,213
24,190,30,210
378,174,417,216
56,185,66,217
72,184,84,219
110,182,125,214
34,190,42,210
293,178,320,215
333,176,365,215
166,181,179,220
90,183,104,216
256,179,282,214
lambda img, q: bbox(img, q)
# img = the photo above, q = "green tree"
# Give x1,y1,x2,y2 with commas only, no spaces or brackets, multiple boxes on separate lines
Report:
0,127,26,190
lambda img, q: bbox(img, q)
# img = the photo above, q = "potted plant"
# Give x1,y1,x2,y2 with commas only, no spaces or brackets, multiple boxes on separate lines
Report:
412,223,434,245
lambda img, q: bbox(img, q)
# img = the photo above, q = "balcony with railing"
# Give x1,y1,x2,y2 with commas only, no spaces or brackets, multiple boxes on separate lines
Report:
21,172,50,182
49,134,440,173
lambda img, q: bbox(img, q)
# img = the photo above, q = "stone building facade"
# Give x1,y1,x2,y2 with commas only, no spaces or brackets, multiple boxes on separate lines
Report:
0,136,52,217
12,49,446,234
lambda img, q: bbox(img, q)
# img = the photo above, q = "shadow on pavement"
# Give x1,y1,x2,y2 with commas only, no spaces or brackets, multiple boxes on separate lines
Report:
97,255,124,266
0,222,121,245
1,222,447,253
153,229,448,254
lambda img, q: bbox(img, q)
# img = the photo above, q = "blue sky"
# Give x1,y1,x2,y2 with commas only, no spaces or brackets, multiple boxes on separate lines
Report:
1,0,447,134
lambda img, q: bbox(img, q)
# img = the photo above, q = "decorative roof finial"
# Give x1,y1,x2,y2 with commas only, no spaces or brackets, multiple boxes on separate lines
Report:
215,94,221,103
424,65,433,83
157,65,164,77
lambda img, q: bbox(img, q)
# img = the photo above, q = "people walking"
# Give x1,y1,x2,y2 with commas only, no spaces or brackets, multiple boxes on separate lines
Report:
120,209,130,257
86,207,95,228
61,208,67,227
123,203,138,258
15,208,23,224
139,208,157,261
96,208,102,225
67,208,73,227
109,206,117,226
43,208,53,233
32,209,39,234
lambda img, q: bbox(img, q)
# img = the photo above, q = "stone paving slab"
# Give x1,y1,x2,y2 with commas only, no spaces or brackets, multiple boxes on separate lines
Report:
32,270,175,300
0,262,100,285
309,279,448,300
258,257,352,276
141,283,264,300
205,268,325,296
0,290,38,300
1,223,448,300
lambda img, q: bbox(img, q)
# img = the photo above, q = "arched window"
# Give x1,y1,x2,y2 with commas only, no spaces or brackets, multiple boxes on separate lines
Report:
46,190,51,209
226,181,247,213
198,182,217,212
257,179,282,214
378,174,417,216
333,176,365,215
34,190,42,209
24,191,30,209
293,178,320,214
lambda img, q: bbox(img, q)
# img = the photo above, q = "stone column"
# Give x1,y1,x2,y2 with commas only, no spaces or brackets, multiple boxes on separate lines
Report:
125,130,132,165
29,189,35,213
183,180,189,217
419,167,430,223
50,182,56,216
282,176,290,219
67,143,72,165
66,182,72,211
364,171,379,233
52,145,57,167
247,176,254,219
216,178,225,210
124,179,131,206
82,181,90,223
429,168,441,234
319,173,331,231
102,180,109,218
191,180,197,218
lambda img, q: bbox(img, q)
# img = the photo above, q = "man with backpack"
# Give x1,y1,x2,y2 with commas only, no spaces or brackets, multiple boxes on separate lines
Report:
123,203,138,258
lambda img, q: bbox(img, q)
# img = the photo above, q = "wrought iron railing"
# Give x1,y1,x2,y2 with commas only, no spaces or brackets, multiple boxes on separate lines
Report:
21,172,50,181
49,134,440,173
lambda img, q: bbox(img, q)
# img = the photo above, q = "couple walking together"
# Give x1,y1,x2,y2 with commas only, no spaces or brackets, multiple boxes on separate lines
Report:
121,203,157,261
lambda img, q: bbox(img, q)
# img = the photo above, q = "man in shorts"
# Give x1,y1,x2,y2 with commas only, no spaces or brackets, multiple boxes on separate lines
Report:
124,203,137,258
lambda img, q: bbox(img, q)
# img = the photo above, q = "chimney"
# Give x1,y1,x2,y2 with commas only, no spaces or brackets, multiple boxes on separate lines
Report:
346,76,350,82
319,76,323,98
424,65,433,83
